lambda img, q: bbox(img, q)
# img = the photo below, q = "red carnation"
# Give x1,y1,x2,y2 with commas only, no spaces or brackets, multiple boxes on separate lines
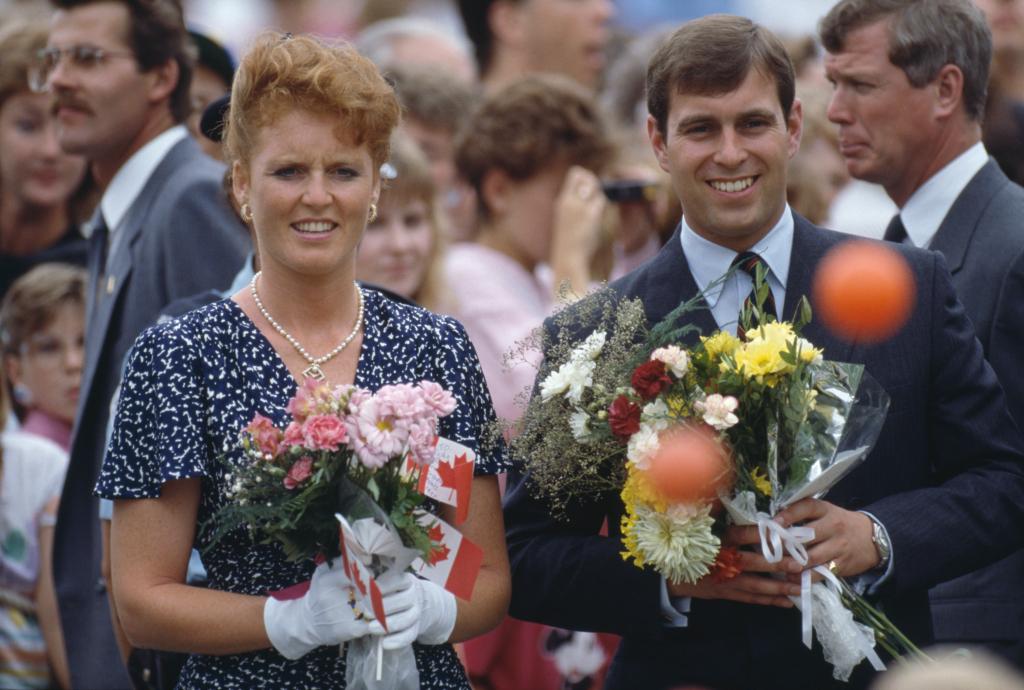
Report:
631,360,671,400
608,395,641,438
709,546,743,584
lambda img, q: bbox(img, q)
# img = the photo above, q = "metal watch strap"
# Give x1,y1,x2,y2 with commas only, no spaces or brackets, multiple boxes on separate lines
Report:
871,518,891,569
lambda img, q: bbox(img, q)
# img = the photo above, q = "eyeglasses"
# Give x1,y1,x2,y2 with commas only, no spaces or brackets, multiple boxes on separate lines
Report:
28,45,135,93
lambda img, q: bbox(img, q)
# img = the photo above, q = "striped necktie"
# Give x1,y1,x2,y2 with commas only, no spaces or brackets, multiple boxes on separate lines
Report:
731,251,777,337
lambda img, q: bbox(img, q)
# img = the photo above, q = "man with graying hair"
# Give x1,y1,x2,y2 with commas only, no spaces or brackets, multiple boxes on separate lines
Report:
822,0,1024,668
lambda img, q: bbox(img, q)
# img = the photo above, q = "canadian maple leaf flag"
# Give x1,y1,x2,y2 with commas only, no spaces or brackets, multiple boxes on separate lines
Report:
405,437,475,525
412,514,483,601
334,515,388,631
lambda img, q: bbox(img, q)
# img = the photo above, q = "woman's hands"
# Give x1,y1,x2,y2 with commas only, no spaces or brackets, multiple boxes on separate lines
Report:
263,559,371,659
368,572,457,650
550,165,607,296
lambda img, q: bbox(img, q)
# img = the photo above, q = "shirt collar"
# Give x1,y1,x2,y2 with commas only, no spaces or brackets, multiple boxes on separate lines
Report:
900,142,988,248
680,204,793,309
99,125,189,234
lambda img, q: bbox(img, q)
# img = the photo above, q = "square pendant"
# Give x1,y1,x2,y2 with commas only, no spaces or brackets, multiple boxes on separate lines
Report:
302,364,326,381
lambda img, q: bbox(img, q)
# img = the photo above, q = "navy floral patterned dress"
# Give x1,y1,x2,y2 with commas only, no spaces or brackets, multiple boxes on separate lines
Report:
95,289,510,689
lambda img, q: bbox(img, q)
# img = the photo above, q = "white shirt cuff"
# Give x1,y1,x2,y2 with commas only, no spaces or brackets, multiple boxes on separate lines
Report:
855,510,894,595
659,576,691,627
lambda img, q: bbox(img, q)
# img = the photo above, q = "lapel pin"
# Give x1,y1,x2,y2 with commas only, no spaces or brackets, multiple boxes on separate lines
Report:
106,276,116,294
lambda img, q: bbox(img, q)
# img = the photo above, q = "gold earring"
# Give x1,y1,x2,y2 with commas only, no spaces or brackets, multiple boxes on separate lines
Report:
240,202,253,224
368,203,378,223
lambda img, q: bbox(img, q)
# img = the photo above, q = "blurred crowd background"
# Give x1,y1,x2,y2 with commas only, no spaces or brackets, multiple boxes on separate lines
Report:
2,0,1024,689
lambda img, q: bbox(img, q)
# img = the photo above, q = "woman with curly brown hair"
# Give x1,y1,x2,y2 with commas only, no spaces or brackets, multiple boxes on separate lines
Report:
95,33,510,689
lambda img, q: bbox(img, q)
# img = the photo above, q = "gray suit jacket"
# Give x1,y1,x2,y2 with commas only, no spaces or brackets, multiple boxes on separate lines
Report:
928,159,1024,663
54,135,248,689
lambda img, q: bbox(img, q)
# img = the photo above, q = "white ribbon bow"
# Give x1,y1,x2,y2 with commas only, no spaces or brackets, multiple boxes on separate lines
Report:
754,513,885,676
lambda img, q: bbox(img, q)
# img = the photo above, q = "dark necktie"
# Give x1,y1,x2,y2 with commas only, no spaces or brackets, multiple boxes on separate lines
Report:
732,251,778,338
88,211,109,311
883,214,907,244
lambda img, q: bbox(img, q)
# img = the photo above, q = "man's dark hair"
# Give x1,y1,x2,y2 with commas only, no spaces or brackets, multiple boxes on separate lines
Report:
820,0,991,120
457,0,512,77
646,14,795,137
53,0,193,122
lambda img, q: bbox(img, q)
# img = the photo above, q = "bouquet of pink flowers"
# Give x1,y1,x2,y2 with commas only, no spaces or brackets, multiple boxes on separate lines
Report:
206,377,457,565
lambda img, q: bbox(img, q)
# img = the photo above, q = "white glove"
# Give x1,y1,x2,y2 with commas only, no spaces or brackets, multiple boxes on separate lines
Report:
368,572,457,649
264,560,371,659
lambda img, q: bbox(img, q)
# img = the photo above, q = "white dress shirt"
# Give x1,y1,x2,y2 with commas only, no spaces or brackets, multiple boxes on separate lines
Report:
681,204,794,333
91,125,190,261
899,142,988,248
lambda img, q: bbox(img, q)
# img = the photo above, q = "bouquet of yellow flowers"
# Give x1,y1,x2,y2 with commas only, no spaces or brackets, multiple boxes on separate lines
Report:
515,273,924,681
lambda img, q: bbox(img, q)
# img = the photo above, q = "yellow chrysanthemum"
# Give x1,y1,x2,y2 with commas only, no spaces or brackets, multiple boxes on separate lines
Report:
751,467,772,496
795,337,824,364
745,321,794,345
732,338,793,381
621,464,667,512
702,331,741,360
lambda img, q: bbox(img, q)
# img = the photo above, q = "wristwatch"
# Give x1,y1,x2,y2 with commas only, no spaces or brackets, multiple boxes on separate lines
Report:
870,517,892,569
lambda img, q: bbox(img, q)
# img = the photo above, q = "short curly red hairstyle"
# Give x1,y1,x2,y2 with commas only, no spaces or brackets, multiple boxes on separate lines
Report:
225,32,401,168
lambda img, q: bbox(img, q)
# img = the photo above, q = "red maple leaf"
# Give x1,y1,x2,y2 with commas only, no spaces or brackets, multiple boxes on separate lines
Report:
437,461,458,489
426,523,451,565
427,523,445,542
428,542,451,566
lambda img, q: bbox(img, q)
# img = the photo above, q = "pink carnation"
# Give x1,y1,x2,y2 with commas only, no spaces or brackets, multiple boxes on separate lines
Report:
302,414,348,451
375,383,426,419
244,413,282,457
418,381,456,418
345,395,411,470
282,421,304,448
283,456,314,489
407,419,438,466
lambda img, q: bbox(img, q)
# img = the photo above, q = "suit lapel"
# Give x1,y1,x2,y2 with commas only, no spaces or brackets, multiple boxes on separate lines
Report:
79,137,197,404
639,225,719,339
786,216,855,364
930,159,1007,274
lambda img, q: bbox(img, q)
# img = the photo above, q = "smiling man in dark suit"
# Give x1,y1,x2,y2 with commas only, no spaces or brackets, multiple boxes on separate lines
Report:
822,0,1024,668
35,1,248,687
503,13,1024,690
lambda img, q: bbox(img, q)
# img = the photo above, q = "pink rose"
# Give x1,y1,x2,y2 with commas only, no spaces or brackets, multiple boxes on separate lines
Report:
244,413,282,457
301,414,348,451
282,421,304,448
283,456,314,489
418,381,456,418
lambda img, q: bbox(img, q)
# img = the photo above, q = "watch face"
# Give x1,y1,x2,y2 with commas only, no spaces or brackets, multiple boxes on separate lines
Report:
873,522,891,559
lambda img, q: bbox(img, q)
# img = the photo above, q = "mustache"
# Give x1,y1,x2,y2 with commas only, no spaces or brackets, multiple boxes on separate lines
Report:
51,93,92,116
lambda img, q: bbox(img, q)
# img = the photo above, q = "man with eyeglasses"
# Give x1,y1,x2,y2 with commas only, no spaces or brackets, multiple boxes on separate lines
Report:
34,1,248,688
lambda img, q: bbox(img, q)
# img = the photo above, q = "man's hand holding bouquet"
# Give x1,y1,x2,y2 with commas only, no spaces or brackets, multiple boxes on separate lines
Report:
515,269,925,681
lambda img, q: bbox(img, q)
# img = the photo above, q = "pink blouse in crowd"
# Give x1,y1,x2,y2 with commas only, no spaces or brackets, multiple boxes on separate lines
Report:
20,410,72,452
443,242,551,424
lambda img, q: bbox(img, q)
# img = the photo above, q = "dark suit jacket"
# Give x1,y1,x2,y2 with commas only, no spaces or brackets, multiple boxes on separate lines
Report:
503,215,1024,690
54,135,248,689
927,159,1024,661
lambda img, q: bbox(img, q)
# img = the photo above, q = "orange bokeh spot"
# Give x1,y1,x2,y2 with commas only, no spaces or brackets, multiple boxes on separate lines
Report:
813,240,915,343
647,425,733,504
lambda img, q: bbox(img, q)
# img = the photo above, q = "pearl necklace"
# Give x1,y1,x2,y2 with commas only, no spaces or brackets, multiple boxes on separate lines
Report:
250,271,364,382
